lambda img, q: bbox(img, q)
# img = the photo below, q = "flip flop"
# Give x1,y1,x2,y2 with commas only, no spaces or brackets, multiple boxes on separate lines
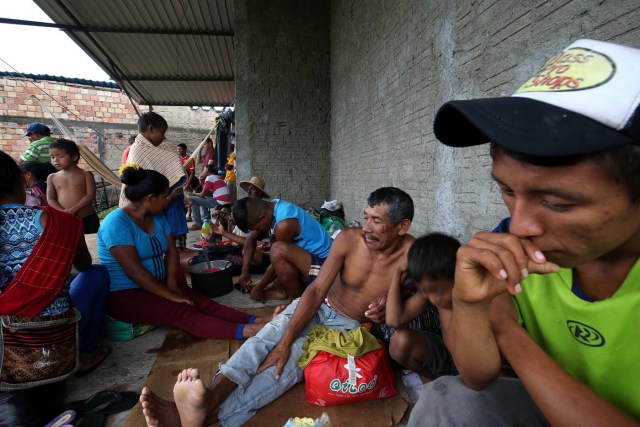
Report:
76,344,112,378
76,412,106,427
63,390,120,415
45,410,76,427
98,391,138,415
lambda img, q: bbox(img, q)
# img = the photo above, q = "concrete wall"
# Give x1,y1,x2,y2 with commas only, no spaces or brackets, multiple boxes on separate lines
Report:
330,0,640,239
234,0,331,207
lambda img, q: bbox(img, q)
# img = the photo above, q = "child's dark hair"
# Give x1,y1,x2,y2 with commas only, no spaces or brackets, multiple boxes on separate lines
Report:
407,233,461,282
19,161,57,182
0,150,24,196
120,166,169,202
138,112,168,133
49,138,80,162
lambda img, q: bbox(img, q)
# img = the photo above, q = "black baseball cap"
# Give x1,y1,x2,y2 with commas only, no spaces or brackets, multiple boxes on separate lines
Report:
434,39,640,157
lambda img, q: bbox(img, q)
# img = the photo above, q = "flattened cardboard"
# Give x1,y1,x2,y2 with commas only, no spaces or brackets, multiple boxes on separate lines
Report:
125,307,408,426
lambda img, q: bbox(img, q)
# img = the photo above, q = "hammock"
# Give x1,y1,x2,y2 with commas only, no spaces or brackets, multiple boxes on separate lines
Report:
183,125,216,170
28,95,217,188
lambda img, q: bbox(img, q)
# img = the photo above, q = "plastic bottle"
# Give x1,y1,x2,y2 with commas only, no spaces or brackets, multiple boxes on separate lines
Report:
201,218,212,241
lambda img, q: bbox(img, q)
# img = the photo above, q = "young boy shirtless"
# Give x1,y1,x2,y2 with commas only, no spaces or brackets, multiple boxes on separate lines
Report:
47,139,99,234
386,232,459,378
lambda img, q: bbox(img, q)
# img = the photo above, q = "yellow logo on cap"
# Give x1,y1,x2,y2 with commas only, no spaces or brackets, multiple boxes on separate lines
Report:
516,47,615,93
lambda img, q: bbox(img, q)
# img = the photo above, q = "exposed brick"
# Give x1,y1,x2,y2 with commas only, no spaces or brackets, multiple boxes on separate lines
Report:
0,77,218,173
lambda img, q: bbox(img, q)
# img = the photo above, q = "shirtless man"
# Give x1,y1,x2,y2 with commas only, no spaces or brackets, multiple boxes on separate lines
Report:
140,187,415,427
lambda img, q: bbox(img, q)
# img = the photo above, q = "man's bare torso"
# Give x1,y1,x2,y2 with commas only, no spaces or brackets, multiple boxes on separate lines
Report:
327,228,415,322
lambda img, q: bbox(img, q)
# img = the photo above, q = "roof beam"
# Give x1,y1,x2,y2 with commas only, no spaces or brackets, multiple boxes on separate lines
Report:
0,17,234,36
122,76,234,82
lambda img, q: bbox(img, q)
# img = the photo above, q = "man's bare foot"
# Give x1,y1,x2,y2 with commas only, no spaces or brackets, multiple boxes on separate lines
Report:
173,368,210,427
140,387,180,427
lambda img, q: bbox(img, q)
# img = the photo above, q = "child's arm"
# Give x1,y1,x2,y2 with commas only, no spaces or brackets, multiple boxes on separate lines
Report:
386,269,430,328
46,174,65,211
66,171,96,215
436,305,453,349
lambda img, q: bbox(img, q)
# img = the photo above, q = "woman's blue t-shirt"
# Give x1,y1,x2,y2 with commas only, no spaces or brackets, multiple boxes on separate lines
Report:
98,209,171,292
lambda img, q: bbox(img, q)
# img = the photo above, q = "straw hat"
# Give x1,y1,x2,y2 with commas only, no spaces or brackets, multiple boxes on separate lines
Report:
239,176,270,198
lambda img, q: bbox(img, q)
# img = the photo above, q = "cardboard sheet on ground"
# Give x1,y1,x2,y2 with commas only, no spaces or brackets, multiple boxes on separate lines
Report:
125,307,408,426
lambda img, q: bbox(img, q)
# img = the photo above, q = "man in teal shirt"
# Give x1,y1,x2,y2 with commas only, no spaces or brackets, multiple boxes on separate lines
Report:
20,122,56,163
232,197,332,300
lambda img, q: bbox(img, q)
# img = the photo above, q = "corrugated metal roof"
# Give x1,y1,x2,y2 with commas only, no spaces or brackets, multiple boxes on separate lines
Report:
0,71,119,88
34,0,235,106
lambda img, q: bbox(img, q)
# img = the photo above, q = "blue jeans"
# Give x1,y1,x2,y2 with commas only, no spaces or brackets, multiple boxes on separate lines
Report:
191,196,222,226
217,298,361,426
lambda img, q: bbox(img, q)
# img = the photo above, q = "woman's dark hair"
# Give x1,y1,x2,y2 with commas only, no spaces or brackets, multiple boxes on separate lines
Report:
491,143,640,203
19,161,57,182
121,166,169,202
138,112,168,133
0,150,24,196
49,138,80,161
407,233,460,283
367,187,414,225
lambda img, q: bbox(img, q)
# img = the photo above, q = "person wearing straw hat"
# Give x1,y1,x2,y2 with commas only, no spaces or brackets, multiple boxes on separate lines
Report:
239,176,271,199
409,39,640,426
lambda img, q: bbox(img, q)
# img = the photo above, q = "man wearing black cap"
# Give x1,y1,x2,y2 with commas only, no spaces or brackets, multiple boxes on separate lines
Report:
410,39,640,426
20,122,55,163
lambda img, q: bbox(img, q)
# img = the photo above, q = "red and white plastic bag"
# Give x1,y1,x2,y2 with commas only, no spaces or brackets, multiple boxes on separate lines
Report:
304,343,397,406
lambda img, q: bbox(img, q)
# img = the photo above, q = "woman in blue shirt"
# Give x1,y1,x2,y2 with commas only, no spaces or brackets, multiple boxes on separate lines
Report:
99,165,278,339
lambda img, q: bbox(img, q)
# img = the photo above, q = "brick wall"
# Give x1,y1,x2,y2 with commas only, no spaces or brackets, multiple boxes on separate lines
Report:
0,77,217,174
234,0,331,207
330,0,640,239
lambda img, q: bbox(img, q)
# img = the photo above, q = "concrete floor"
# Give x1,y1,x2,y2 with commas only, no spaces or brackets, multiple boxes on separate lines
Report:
70,228,289,426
